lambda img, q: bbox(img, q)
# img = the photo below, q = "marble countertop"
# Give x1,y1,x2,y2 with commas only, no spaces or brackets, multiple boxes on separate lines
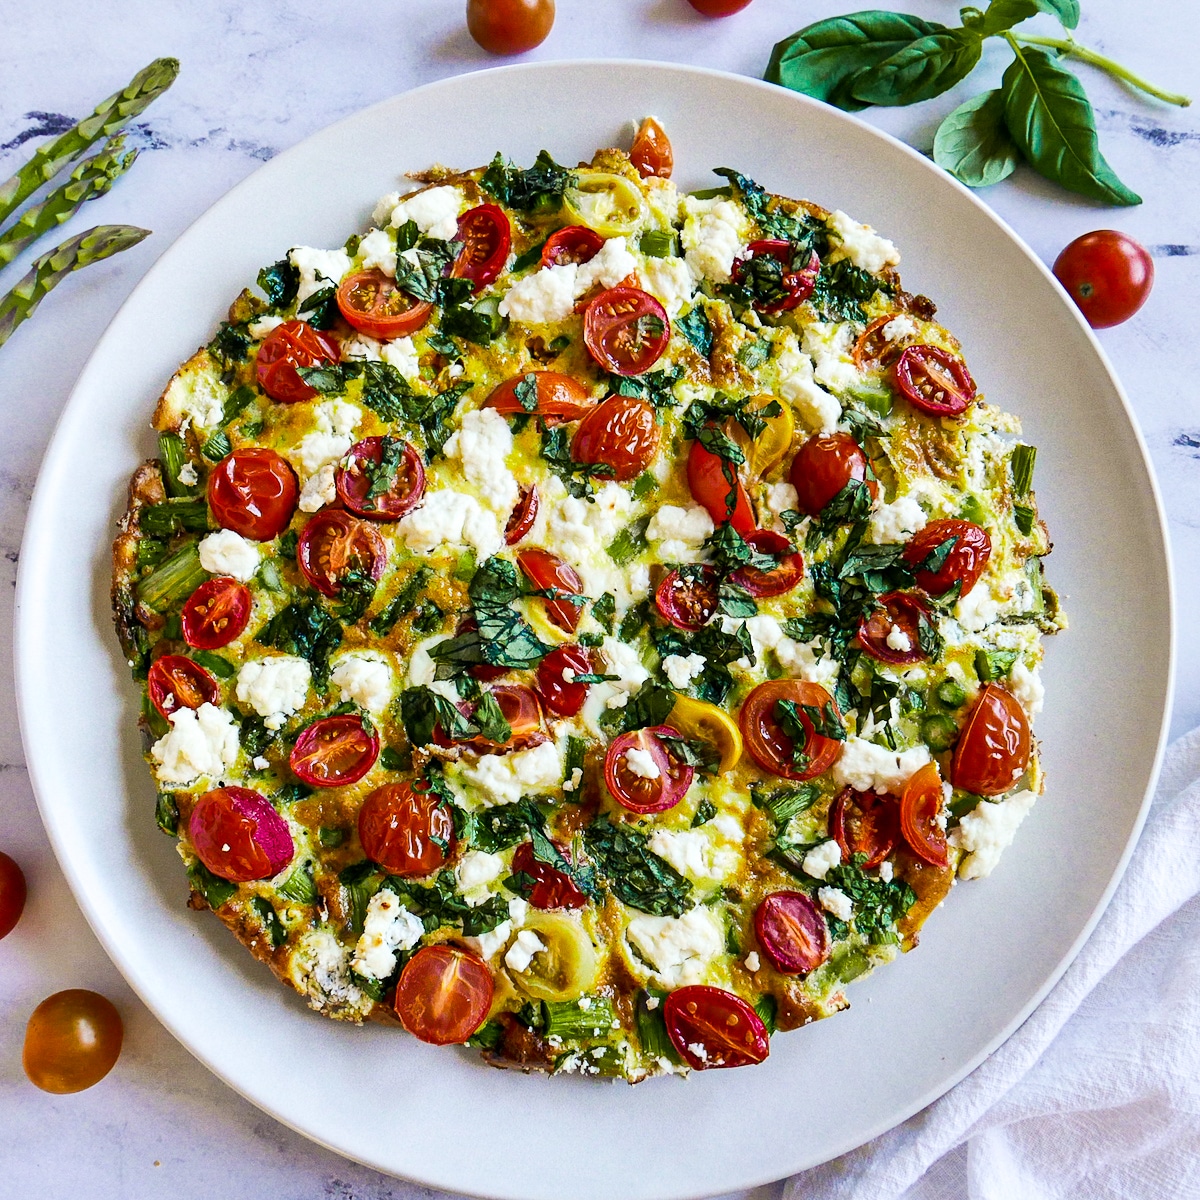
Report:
0,1,1195,1195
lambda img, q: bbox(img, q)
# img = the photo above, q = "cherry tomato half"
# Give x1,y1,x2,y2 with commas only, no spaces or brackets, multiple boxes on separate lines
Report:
189,786,294,882
466,0,555,56
297,510,387,598
516,547,585,632
857,591,931,666
23,990,123,1094
511,840,588,909
951,684,1030,797
829,788,898,869
505,485,539,545
583,287,670,376
536,643,592,717
572,394,660,482
147,654,220,721
655,565,720,631
687,439,756,534
663,985,769,1070
359,782,454,877
182,577,252,650
255,320,341,404
604,726,694,814
208,447,299,542
436,684,545,753
731,240,819,313
754,890,831,974
903,518,991,598
485,370,595,425
789,432,877,518
892,346,976,418
290,714,380,788
394,944,494,1045
335,436,426,521
0,851,28,940
853,314,910,368
541,225,604,269
740,680,843,781
730,529,804,598
630,117,674,179
453,204,512,290
1053,230,1153,329
899,762,949,867
336,269,434,340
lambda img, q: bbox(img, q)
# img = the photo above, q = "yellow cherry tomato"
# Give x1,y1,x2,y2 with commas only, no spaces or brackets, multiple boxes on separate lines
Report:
732,395,793,478
668,694,743,773
24,989,123,1094
564,172,647,238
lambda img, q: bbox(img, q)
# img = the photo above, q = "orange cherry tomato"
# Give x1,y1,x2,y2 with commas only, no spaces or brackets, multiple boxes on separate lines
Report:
207,447,299,542
485,370,595,425
452,204,512,290
358,782,454,877
829,787,898,869
394,945,494,1045
582,287,670,376
686,439,756,534
604,726,694,814
182,577,252,650
754,890,830,973
655,565,720,631
740,680,843,781
899,762,949,867
571,394,660,482
336,269,433,340
510,840,588,909
789,433,877,518
892,345,976,417
466,0,555,55
541,225,604,269
952,684,1031,797
504,485,539,545
255,320,341,404
730,529,804,597
663,985,769,1070
0,851,27,939
630,117,674,179
516,547,585,632
296,510,387,598
146,654,220,721
902,518,991,598
857,591,931,666
290,715,380,788
24,990,123,1094
335,437,426,521
189,786,294,882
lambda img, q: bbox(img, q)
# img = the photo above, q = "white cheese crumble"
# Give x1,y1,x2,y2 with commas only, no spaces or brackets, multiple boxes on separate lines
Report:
661,653,706,689
293,929,366,1015
298,462,338,513
406,635,447,687
680,196,749,284
832,738,932,795
645,503,713,562
198,529,261,580
442,407,519,513
1008,660,1044,717
879,861,894,883
951,789,1038,879
235,656,312,730
886,624,913,653
623,747,661,780
743,951,761,973
357,227,397,277
545,480,633,554
818,886,854,922
729,614,840,687
626,908,724,988
505,928,548,973
499,236,639,324
351,890,423,980
956,581,1004,633
474,920,513,960
340,333,382,361
163,367,226,431
646,827,740,883
764,481,800,533
288,245,353,305
150,703,239,785
776,342,842,434
596,637,650,710
379,336,420,381
294,429,352,477
801,321,859,394
827,210,901,274
380,185,464,241
802,839,842,881
883,313,918,342
640,256,695,317
456,849,505,905
396,489,505,560
177,461,199,487
867,495,927,545
247,314,285,340
456,740,563,808
330,653,392,712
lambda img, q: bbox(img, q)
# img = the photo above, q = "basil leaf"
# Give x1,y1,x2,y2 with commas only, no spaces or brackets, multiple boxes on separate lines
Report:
473,688,513,744
1001,45,1141,206
481,150,573,210
933,89,1020,187
677,304,714,358
851,29,982,107
583,820,693,917
967,0,1039,36
1032,0,1079,28
607,516,650,566
257,257,299,309
188,861,236,910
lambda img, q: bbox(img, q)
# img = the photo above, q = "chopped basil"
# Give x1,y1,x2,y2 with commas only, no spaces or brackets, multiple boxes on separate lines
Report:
473,688,513,744
511,239,548,272
754,995,778,1034
209,322,251,364
251,897,286,948
691,799,717,827
1013,503,1035,535
975,647,1018,681
154,791,179,836
631,471,659,500
257,257,299,309
297,283,337,330
481,150,573,211
591,592,616,634
606,516,650,566
188,860,236,910
810,258,893,324
258,600,343,686
583,820,693,917
713,169,830,253
370,566,433,636
677,303,714,358
609,364,684,410
824,855,915,946
599,681,675,735
339,860,382,934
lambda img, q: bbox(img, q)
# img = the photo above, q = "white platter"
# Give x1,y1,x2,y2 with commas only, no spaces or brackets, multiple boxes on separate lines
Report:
15,61,1174,1200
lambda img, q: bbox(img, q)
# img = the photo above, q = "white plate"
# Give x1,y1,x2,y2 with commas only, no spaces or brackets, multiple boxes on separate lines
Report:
15,61,1174,1200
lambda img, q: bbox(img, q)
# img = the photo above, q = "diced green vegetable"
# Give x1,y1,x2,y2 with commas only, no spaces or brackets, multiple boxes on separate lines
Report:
639,229,675,257
935,678,967,708
189,650,235,679
754,994,778,1034
276,861,317,904
154,791,179,836
635,991,679,1061
157,432,191,496
135,542,206,612
1010,443,1037,495
921,713,959,752
541,997,615,1039
975,647,1018,681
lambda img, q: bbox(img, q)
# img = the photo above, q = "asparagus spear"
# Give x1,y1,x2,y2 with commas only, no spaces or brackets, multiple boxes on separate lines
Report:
0,135,138,267
0,224,150,348
0,57,178,226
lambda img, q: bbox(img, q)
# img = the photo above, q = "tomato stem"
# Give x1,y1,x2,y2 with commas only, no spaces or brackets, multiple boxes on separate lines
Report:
1013,34,1191,107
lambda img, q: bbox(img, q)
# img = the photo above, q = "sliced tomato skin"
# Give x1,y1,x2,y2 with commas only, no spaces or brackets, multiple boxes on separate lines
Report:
892,345,976,417
511,840,588,909
582,286,670,376
182,577,253,650
516,547,585,632
256,320,341,403
655,566,720,631
394,945,494,1046
604,726,694,814
903,518,991,598
336,269,433,340
536,644,592,717
541,225,604,268
829,788,898,869
663,985,769,1070
189,787,294,883
290,715,380,788
504,485,539,545
899,762,949,867
296,510,387,598
571,394,660,482
485,370,595,425
686,440,756,534
147,654,220,721
730,529,804,597
453,204,512,290
335,437,426,521
789,433,876,518
208,448,299,542
358,782,454,877
754,890,831,973
951,684,1031,797
731,240,819,313
629,118,673,179
739,680,843,782
857,591,931,666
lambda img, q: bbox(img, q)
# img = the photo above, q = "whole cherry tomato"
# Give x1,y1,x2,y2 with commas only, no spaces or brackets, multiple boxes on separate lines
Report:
453,204,512,290
630,118,674,179
1053,230,1153,328
572,394,661,482
789,433,877,517
829,788,898,869
297,510,387,597
208,448,298,542
516,547,585,632
754,890,831,973
687,439,756,534
290,715,380,788
541,226,604,269
655,565,720,631
536,643,592,716
466,0,555,55
687,0,753,13
730,529,804,598
731,240,819,313
892,346,976,417
0,851,27,939
952,684,1030,797
662,986,769,1070
394,944,494,1044
146,654,220,721
189,787,294,882
182,577,252,650
740,680,843,781
604,726,694,814
359,782,454,877
899,762,949,867
336,269,433,340
857,591,931,666
23,990,123,1094
504,485,539,545
583,287,670,376
335,437,426,521
511,840,588,909
903,518,991,598
255,320,341,404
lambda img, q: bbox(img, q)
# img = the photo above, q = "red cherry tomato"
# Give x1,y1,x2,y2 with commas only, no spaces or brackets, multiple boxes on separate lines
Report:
686,439,756,534
437,684,545,753
541,225,604,268
853,314,910,368
583,287,670,376
511,840,587,909
485,370,595,425
208,448,299,542
663,986,769,1070
754,890,831,973
789,433,876,518
899,762,949,867
255,320,341,404
147,654,220,721
516,547,585,632
536,644,592,716
731,240,820,313
290,715,380,788
630,118,674,179
1053,230,1153,329
730,529,804,597
181,577,252,650
892,346,976,417
394,944,494,1045
297,510,387,598
335,436,426,521
0,851,28,940
504,485,539,545
604,725,694,814
358,782,454,877
829,788,898,869
189,787,294,883
952,684,1031,797
453,204,512,290
465,0,555,55
336,269,433,340
571,394,660,482
23,990,123,1094
655,565,720,631
857,591,931,665
740,680,843,781
903,518,991,598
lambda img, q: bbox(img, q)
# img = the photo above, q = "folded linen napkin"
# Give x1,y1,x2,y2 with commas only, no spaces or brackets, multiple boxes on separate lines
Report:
783,725,1200,1200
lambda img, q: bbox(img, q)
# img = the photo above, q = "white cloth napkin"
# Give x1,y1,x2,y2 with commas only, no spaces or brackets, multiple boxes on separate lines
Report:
783,726,1200,1200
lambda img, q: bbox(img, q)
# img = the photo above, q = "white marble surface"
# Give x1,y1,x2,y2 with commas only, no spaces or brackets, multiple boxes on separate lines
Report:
0,1,1196,1195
